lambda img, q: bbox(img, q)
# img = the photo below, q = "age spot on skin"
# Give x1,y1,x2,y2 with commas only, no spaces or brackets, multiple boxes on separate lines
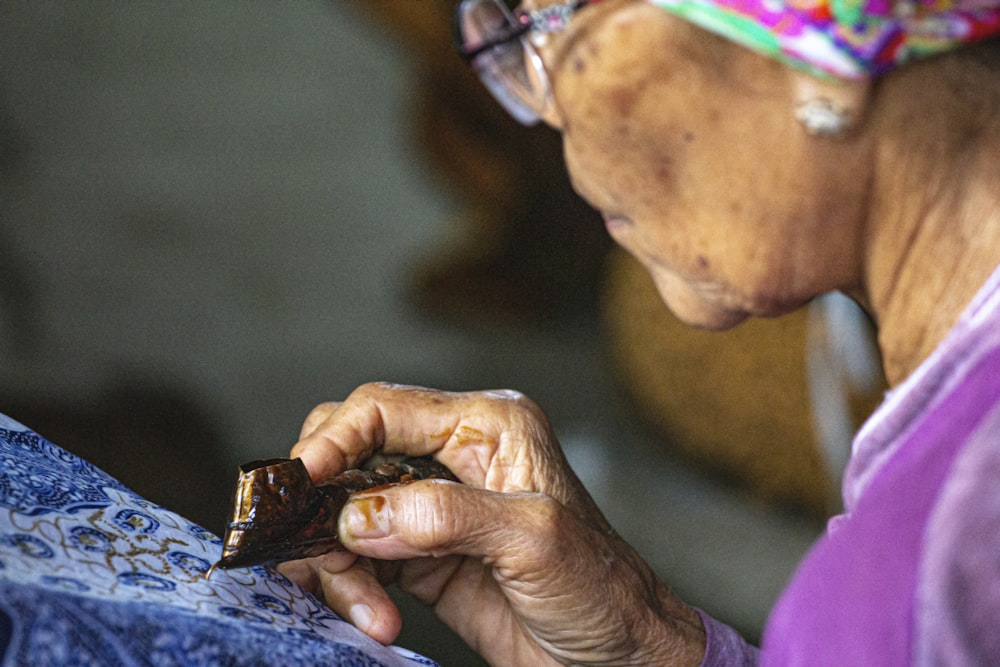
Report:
654,156,672,182
697,255,709,269
610,85,640,119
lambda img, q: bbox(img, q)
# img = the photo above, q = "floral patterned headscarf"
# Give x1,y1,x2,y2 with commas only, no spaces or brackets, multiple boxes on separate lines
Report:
648,0,1000,78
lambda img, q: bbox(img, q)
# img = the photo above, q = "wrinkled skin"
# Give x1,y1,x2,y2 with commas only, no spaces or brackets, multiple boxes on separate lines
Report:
280,0,1000,665
284,383,704,666
276,3,844,665
540,0,869,332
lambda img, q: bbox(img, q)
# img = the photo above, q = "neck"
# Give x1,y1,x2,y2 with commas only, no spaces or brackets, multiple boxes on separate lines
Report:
856,54,1000,386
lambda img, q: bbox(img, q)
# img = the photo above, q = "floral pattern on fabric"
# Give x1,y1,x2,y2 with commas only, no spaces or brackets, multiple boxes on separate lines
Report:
648,0,1000,77
0,414,437,666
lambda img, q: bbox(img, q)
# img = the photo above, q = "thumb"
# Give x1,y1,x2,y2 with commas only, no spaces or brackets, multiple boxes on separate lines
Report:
337,479,565,565
337,480,707,665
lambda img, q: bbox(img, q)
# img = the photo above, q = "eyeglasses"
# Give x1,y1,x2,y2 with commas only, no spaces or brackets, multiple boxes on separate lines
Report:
453,0,595,126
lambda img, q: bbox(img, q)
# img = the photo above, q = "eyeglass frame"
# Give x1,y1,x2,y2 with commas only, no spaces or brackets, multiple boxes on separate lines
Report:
454,0,592,63
452,0,597,124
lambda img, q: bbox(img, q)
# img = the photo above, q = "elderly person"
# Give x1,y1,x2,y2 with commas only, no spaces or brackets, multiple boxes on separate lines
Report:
282,0,1000,664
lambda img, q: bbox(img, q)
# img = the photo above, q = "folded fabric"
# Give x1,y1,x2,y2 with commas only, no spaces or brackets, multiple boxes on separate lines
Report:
0,413,437,667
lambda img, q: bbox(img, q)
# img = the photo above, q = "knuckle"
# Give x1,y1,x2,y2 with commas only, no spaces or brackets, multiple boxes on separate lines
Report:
304,401,337,425
480,389,549,427
520,492,570,547
352,381,389,401
534,492,567,528
407,481,461,552
488,388,532,409
511,394,550,427
362,381,424,397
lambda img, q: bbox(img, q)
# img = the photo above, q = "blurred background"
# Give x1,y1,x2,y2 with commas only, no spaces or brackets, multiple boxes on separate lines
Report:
0,1,877,663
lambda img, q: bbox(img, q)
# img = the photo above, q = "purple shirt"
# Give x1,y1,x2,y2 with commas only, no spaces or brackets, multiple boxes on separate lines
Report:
702,263,1000,666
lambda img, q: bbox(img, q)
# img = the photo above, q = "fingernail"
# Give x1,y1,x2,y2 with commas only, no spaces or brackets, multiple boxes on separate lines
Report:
349,603,374,632
342,495,389,539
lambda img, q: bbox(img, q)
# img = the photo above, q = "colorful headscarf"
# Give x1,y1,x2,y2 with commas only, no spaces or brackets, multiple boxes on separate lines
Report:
648,0,1000,78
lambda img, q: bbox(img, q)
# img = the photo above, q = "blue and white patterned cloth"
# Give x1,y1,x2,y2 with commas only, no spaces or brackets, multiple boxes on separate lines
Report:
0,412,438,666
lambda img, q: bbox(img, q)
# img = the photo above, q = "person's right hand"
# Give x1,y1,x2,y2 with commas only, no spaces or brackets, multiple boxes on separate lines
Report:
280,382,705,666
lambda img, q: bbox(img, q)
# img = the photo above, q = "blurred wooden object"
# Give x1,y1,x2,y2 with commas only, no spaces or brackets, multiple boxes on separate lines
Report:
344,0,612,324
602,250,885,516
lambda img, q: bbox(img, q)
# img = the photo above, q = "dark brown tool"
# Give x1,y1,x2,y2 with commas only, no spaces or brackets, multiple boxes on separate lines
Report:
208,455,456,576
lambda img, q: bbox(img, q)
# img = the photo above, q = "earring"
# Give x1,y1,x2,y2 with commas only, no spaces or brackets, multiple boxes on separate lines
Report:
795,98,853,136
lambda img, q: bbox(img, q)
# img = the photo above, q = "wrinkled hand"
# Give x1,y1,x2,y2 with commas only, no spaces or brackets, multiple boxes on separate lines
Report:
280,382,705,666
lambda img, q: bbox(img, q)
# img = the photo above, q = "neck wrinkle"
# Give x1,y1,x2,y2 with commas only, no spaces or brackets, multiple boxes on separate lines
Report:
861,74,1000,386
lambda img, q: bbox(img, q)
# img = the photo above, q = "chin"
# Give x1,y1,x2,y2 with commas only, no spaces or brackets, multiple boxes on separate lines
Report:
676,308,749,332
652,278,750,331
658,292,749,331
